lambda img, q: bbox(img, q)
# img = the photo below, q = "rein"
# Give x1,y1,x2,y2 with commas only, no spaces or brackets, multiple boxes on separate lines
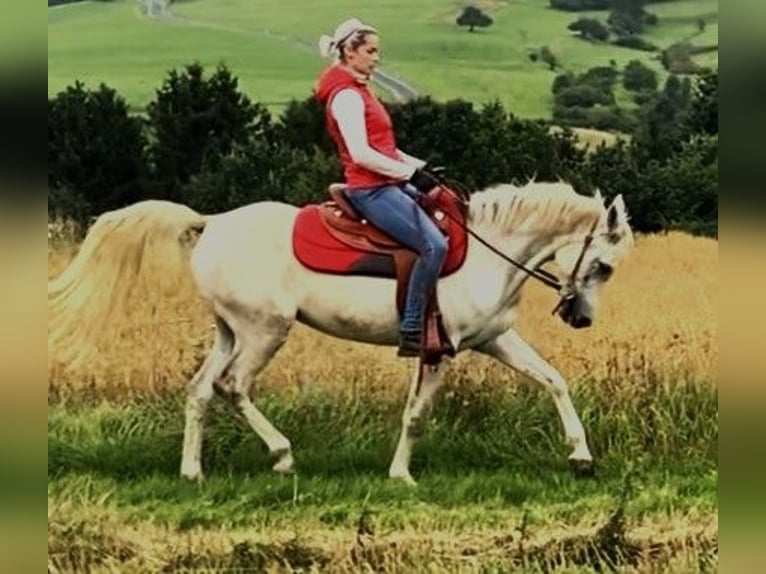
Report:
431,177,600,313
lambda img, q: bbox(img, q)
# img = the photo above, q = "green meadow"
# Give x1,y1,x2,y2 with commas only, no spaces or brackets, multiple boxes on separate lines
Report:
49,380,717,571
48,0,718,118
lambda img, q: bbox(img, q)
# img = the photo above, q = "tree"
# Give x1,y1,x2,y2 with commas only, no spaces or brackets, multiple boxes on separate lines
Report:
608,0,653,36
146,62,270,201
686,71,718,136
623,60,658,92
276,96,334,154
456,6,493,32
568,18,610,42
184,139,341,213
540,46,559,70
550,0,610,10
48,81,147,220
633,74,693,162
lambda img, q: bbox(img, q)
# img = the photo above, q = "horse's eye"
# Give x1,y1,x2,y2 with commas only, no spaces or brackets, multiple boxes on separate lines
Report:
596,261,613,280
585,261,613,282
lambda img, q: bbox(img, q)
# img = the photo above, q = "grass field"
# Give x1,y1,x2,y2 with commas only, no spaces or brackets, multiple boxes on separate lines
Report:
48,0,718,119
48,228,718,571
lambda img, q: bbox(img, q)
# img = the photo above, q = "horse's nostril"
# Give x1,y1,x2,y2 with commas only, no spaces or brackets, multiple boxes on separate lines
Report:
573,316,592,329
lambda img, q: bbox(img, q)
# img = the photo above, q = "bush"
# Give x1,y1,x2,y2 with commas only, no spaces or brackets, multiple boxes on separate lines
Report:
623,60,658,92
551,65,635,131
555,84,615,108
580,66,619,92
552,73,575,94
631,89,656,106
568,18,610,42
612,36,658,52
553,105,635,132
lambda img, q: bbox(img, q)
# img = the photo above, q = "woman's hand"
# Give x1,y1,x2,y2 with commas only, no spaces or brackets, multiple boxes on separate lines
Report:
409,168,441,193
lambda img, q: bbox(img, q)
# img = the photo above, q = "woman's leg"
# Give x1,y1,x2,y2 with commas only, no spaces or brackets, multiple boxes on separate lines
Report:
345,186,448,335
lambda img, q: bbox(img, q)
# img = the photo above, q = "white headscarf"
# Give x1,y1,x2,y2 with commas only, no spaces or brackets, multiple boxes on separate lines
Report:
318,18,377,59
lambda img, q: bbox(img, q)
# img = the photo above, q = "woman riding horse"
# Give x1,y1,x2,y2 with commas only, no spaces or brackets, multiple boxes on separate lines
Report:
314,18,446,357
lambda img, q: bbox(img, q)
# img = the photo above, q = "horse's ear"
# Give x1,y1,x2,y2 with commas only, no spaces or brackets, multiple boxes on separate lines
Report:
593,188,603,204
606,194,627,232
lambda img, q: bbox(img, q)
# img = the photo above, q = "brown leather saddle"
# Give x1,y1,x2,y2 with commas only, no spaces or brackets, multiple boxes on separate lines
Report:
318,184,458,364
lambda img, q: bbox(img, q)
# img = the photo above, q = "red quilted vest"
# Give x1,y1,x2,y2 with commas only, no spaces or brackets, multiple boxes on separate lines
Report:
314,65,403,189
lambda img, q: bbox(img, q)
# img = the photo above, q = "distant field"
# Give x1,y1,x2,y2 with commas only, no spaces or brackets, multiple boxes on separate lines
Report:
643,0,718,67
48,0,718,118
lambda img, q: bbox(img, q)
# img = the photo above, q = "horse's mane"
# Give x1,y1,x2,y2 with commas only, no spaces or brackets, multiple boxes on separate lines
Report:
468,180,603,235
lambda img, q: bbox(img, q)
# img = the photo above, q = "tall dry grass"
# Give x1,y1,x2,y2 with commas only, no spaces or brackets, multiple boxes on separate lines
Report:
48,230,717,400
48,497,717,573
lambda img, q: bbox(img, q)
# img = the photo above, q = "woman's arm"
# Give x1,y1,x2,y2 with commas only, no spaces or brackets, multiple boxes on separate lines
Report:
330,89,416,180
397,149,426,169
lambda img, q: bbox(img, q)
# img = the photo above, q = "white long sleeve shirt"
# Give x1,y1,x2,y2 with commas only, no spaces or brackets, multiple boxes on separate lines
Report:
330,88,426,180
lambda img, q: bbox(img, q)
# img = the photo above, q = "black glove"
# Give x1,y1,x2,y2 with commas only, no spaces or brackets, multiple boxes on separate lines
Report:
424,164,447,179
409,168,441,194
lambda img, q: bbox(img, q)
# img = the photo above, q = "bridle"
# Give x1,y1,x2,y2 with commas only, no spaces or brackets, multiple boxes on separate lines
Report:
431,177,601,316
550,216,600,316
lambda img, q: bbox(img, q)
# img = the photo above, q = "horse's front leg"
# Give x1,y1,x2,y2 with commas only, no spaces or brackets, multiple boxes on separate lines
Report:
389,363,443,486
476,329,594,476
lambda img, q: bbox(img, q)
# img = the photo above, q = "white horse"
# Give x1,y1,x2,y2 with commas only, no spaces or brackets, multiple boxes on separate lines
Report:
48,181,634,485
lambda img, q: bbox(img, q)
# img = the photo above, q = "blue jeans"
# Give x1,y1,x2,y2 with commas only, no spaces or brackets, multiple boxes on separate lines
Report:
345,184,448,333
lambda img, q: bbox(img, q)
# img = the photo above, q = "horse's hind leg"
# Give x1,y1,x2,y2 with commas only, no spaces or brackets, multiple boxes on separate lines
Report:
181,316,235,481
217,306,296,475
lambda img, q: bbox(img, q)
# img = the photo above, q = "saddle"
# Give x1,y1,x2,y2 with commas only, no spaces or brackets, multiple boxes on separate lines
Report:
317,184,467,365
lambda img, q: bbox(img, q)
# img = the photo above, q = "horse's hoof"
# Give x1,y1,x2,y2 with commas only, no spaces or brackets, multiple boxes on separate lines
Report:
569,458,595,478
389,470,418,487
180,471,204,483
271,449,295,475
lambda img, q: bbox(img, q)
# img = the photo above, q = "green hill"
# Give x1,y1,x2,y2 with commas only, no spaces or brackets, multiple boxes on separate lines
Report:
48,0,718,118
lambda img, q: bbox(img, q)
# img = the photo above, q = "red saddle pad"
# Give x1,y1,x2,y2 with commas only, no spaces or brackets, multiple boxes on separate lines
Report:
292,203,468,278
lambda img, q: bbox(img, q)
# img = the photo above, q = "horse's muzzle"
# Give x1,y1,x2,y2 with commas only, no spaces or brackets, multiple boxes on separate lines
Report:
569,314,592,329
555,292,592,329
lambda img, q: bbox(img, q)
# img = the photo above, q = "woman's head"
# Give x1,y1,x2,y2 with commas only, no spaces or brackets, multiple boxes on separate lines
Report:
319,18,380,76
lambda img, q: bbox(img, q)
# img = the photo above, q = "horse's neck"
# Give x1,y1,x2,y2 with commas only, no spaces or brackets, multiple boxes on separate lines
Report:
466,188,602,253
463,190,601,305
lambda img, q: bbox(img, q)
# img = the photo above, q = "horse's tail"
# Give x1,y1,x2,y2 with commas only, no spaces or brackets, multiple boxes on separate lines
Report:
48,200,207,367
